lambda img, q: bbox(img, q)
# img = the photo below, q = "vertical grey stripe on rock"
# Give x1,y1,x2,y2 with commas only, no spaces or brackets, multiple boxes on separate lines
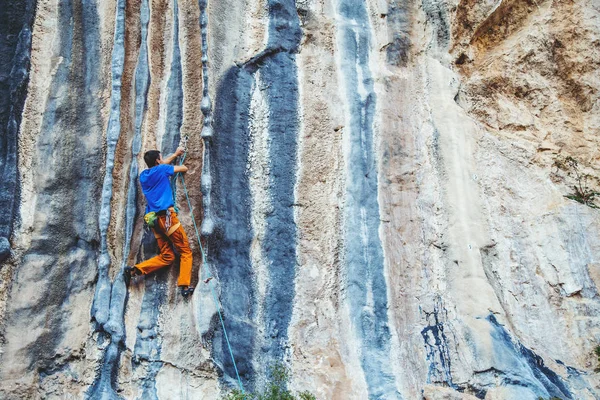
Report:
204,0,258,388
385,0,411,66
130,2,169,397
16,0,104,378
124,0,150,265
0,0,36,262
199,0,215,235
208,0,302,387
162,0,183,157
133,273,168,400
336,0,400,398
164,0,183,208
422,0,450,51
260,0,302,367
210,65,256,386
91,0,126,328
87,0,126,398
133,234,169,400
99,0,151,390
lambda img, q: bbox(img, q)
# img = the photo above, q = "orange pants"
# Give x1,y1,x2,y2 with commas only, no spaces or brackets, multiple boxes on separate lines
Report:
135,209,193,287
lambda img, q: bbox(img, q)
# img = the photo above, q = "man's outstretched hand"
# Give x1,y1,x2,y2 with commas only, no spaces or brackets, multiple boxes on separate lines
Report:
174,147,185,157
172,147,188,173
162,147,186,165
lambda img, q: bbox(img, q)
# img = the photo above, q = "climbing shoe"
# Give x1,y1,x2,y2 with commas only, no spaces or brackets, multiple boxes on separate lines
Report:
180,286,195,298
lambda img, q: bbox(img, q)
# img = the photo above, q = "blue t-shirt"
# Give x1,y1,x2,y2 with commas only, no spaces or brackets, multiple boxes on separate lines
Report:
140,164,175,213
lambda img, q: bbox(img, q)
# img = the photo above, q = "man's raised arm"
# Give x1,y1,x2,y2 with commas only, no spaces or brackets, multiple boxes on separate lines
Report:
174,165,188,173
162,147,185,165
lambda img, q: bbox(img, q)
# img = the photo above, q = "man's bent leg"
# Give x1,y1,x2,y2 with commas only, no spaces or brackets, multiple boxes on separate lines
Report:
169,223,193,287
135,232,176,275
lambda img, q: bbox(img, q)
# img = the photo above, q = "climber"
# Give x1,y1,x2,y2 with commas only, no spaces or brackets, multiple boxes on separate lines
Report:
125,147,195,297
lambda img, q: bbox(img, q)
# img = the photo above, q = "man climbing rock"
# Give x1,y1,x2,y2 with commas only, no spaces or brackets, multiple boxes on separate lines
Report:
125,148,195,297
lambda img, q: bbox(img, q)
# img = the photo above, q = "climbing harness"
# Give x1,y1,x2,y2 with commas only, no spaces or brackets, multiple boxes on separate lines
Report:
173,144,246,395
144,208,180,237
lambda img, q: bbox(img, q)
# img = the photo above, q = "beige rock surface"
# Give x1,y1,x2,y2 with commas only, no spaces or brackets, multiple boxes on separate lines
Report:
0,0,598,399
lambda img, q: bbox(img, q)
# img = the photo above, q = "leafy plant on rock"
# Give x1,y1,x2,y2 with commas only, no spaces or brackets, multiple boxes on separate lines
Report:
595,345,600,373
553,156,599,209
222,363,316,400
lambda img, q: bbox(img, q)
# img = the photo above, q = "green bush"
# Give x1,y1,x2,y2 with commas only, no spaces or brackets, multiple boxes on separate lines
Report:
553,156,599,209
222,363,316,400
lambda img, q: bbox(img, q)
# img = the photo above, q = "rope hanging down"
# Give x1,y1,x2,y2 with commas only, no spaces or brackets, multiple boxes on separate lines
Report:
174,147,245,394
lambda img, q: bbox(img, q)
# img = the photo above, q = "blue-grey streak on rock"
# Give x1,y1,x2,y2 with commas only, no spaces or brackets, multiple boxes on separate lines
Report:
486,314,573,399
92,0,151,395
260,0,302,367
385,0,411,66
201,0,256,388
200,142,215,236
199,0,216,236
127,3,166,397
207,0,301,386
133,274,167,400
162,0,183,158
87,0,126,398
420,299,456,388
422,0,450,51
163,0,183,213
0,0,36,263
209,65,257,387
124,0,150,264
8,0,103,375
133,232,168,400
336,1,400,398
266,0,302,52
209,0,302,385
91,0,126,328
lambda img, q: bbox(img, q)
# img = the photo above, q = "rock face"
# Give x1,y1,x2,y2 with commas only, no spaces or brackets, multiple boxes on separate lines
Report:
0,0,599,399
0,0,36,263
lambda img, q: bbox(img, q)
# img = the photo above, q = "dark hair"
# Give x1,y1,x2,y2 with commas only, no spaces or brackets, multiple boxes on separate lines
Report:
144,150,161,168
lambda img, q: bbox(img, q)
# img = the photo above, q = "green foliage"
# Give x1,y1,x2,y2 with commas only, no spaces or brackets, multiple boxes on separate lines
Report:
221,363,316,400
537,397,562,400
553,156,599,209
594,345,600,373
222,390,246,400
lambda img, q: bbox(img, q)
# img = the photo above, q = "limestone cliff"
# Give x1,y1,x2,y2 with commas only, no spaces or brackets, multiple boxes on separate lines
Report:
0,0,599,399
